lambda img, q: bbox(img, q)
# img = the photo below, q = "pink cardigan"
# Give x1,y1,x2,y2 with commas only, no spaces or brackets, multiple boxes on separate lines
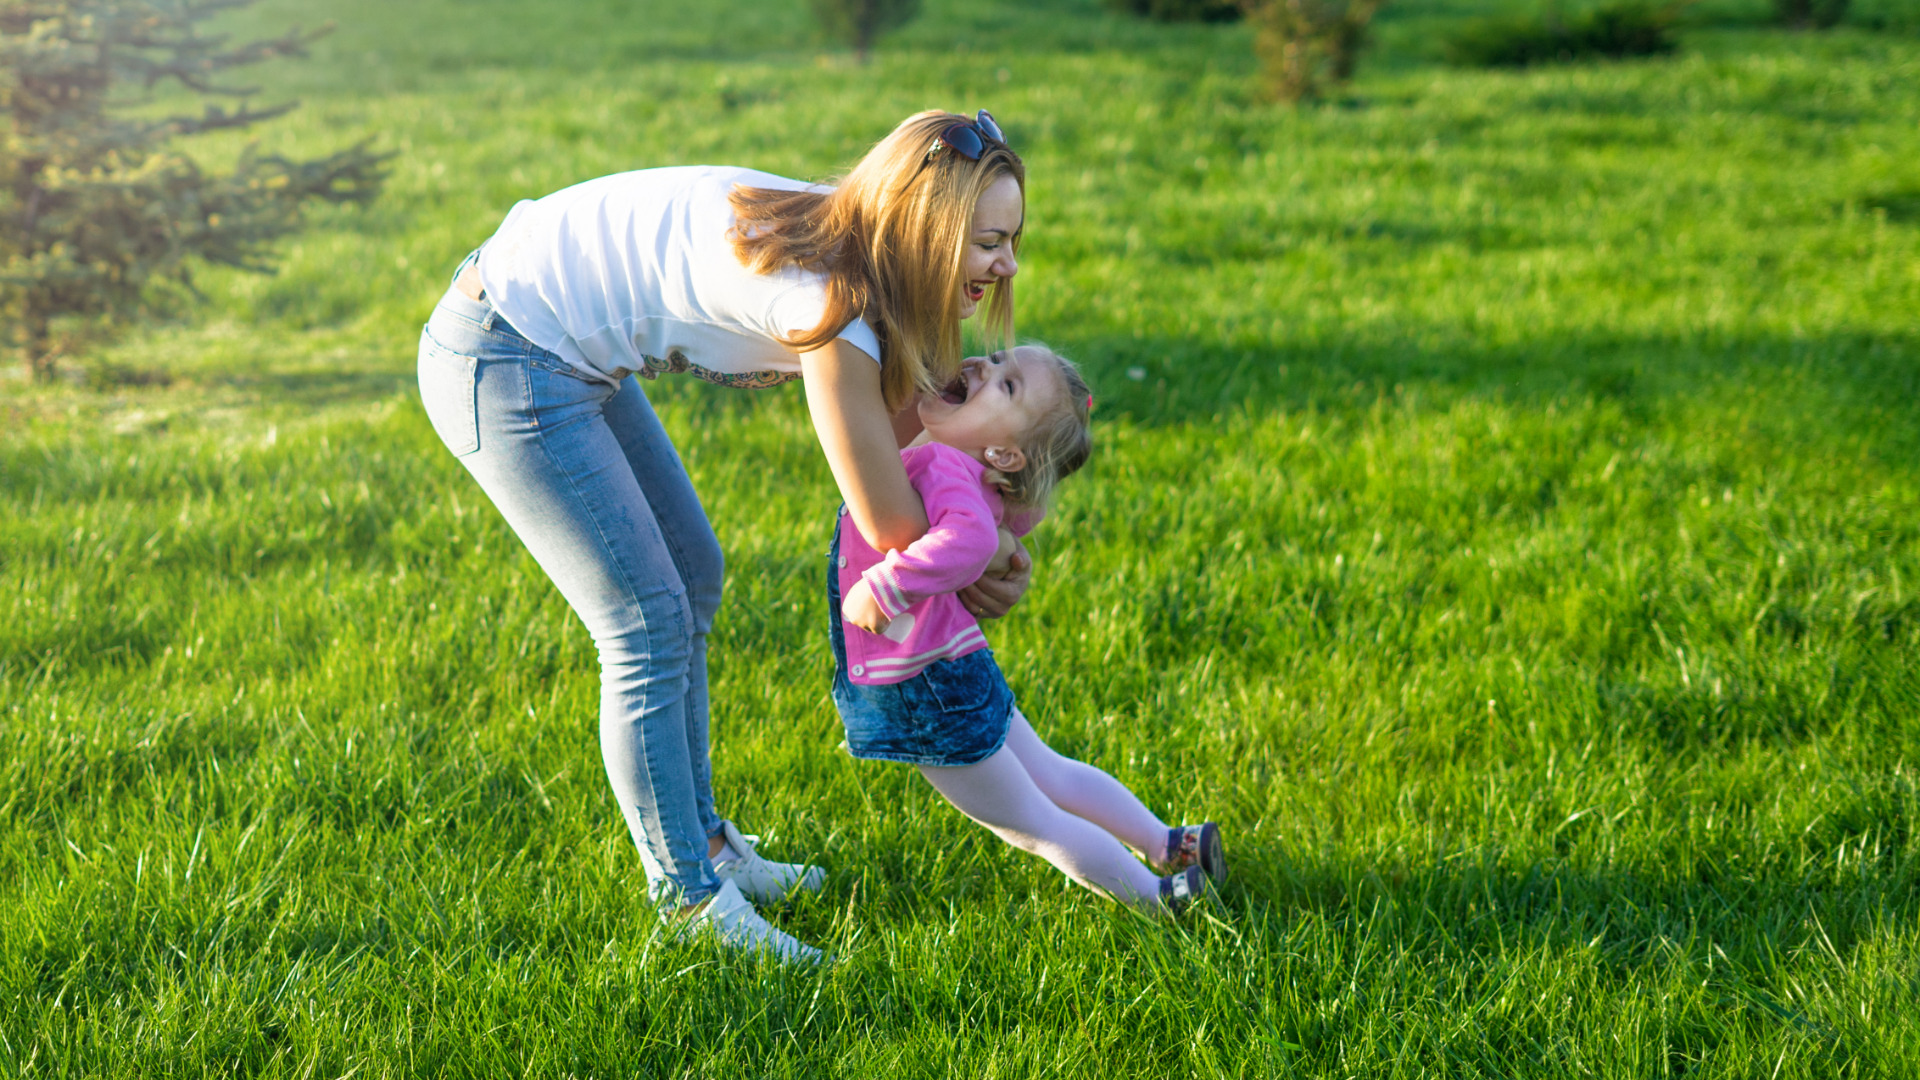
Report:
836,442,1025,685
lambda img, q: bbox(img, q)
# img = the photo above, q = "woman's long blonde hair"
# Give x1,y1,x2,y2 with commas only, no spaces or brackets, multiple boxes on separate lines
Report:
729,111,1025,412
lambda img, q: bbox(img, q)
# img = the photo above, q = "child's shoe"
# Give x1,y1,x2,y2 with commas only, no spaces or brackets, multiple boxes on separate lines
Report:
1160,822,1227,884
1159,866,1208,916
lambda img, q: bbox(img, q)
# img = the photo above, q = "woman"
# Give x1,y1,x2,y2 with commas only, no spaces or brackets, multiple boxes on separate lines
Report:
416,111,1028,962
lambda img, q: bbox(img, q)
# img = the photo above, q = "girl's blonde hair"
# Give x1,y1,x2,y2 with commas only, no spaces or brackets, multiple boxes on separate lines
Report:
986,345,1093,511
729,111,1025,413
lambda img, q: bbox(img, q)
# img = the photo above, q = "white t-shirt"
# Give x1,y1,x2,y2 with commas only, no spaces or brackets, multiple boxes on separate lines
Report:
476,166,882,387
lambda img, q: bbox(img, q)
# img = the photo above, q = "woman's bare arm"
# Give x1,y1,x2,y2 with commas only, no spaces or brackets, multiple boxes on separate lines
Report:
800,339,928,553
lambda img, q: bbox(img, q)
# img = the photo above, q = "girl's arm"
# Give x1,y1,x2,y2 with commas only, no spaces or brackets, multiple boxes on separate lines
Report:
800,339,928,553
843,449,1001,634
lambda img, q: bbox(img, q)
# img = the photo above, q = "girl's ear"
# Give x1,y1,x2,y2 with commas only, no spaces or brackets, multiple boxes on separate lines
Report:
984,445,1027,473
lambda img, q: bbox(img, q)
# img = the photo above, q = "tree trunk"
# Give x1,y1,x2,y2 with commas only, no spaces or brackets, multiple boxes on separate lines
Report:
25,307,55,383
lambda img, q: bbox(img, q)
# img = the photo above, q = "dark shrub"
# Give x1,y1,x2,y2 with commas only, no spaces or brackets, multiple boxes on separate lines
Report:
1444,0,1682,67
1105,0,1243,23
1772,0,1848,28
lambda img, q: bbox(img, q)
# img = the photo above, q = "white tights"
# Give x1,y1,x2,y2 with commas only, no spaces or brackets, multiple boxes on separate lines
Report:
917,707,1171,907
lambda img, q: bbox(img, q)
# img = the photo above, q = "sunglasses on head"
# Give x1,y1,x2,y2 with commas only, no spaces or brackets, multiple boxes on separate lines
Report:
923,110,1008,165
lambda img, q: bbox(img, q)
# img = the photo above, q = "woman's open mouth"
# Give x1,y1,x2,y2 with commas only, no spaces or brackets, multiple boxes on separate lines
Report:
965,281,987,302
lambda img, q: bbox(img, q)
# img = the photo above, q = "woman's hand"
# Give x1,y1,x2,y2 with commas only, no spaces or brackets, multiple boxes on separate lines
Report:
842,578,892,635
957,531,1031,620
983,525,1019,576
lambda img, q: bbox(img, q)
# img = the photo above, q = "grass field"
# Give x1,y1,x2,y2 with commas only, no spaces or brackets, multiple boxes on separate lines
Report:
3,0,1918,1074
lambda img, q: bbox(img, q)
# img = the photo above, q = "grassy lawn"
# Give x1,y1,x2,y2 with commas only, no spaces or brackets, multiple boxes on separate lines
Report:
3,0,1918,1074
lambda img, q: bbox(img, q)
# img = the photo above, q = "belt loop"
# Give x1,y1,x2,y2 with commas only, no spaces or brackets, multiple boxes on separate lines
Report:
481,307,497,332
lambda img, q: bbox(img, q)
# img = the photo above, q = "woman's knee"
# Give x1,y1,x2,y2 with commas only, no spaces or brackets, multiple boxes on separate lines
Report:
680,531,724,631
591,588,695,680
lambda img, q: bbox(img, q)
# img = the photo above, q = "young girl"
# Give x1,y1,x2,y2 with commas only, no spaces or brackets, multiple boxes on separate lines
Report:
830,345,1228,911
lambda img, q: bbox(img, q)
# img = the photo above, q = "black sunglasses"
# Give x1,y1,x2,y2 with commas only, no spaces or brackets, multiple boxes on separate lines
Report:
923,110,1009,165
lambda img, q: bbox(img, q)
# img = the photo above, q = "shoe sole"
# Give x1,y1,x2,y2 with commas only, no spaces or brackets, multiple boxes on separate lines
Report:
1198,822,1228,885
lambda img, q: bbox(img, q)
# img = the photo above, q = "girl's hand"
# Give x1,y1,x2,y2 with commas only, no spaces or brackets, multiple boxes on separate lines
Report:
958,535,1031,620
842,578,893,635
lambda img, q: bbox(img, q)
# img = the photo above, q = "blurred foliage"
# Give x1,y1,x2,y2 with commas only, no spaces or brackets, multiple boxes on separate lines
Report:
1245,0,1386,100
1103,0,1244,23
1442,0,1684,67
1773,0,1849,28
0,0,385,382
809,0,924,61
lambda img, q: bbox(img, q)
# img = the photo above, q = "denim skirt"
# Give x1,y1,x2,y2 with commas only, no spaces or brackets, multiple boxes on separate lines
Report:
825,525,1013,767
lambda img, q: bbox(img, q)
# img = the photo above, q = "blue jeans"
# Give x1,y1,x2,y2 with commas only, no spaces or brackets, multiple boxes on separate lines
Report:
417,257,724,907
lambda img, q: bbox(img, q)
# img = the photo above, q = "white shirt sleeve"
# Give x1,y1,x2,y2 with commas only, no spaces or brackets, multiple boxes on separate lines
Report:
767,282,882,364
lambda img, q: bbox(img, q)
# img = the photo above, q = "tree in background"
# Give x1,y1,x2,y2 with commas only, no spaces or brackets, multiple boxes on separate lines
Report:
809,0,921,63
1243,0,1386,102
0,0,385,382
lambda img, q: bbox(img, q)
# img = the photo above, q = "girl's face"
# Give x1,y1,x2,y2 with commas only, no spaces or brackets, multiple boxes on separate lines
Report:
918,346,1061,472
958,174,1023,320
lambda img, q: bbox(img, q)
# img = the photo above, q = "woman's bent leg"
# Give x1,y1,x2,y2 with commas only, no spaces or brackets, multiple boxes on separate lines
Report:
917,747,1164,906
420,313,718,907
600,378,725,846
1002,707,1172,865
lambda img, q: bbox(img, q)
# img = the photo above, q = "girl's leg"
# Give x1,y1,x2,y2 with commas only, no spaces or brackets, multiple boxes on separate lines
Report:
917,746,1164,906
1002,707,1172,865
419,305,719,908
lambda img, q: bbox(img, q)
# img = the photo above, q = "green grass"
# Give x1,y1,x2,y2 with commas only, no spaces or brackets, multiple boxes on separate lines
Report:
4,0,1919,1074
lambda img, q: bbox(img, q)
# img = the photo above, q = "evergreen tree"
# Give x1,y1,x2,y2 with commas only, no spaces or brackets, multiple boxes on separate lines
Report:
1,0,385,381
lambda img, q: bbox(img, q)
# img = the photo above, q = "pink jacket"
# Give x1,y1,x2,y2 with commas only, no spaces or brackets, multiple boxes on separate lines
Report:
836,443,1025,685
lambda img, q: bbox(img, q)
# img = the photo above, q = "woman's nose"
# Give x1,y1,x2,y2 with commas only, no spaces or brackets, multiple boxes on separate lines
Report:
996,250,1019,280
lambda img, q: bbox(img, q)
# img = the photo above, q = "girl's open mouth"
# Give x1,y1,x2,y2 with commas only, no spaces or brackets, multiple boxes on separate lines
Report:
938,373,969,405
965,281,986,302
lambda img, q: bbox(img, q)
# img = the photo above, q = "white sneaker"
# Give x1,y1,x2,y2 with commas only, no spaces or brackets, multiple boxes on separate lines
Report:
711,819,826,904
682,879,823,965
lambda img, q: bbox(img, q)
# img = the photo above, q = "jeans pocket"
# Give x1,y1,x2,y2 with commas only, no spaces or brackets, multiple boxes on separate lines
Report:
921,653,995,715
417,331,480,457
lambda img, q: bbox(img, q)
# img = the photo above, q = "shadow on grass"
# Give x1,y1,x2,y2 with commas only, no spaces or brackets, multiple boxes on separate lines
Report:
1862,188,1920,224
1227,832,1916,1041
202,367,420,411
1062,326,1920,441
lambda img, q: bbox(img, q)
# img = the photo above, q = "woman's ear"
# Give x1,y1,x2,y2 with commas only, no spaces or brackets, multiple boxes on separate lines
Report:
984,445,1026,473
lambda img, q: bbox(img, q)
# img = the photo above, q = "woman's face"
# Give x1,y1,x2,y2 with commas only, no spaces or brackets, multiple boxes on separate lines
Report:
958,174,1023,320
